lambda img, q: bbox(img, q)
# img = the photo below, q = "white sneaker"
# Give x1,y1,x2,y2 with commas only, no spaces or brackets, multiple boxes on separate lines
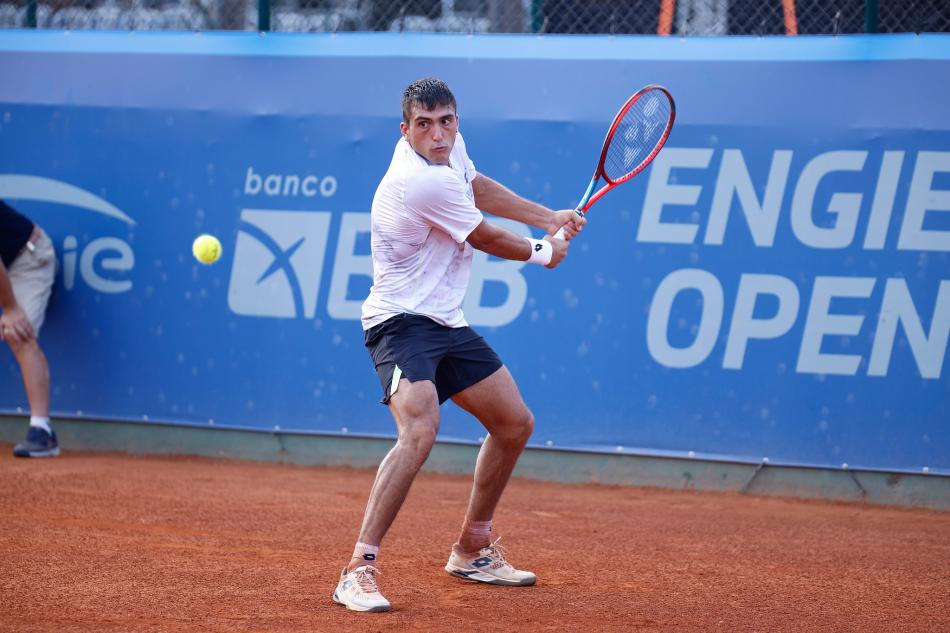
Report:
444,537,536,586
332,565,391,612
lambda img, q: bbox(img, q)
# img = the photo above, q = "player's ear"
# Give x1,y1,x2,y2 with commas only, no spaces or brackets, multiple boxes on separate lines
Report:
400,121,409,138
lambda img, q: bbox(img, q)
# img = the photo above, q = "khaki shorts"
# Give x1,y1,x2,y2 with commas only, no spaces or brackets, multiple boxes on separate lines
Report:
8,228,56,337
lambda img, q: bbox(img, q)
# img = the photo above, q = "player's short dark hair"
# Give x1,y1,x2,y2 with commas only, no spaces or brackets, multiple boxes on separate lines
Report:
402,78,457,124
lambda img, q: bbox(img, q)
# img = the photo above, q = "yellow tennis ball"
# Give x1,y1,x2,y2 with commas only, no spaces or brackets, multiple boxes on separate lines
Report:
192,234,222,265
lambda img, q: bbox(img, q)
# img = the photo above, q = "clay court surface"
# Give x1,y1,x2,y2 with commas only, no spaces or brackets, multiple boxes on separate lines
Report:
1,449,948,632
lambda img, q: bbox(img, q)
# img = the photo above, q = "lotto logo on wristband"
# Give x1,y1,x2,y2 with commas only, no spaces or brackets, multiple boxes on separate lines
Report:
525,237,552,265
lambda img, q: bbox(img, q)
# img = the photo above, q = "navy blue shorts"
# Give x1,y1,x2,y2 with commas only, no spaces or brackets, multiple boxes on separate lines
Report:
364,313,503,405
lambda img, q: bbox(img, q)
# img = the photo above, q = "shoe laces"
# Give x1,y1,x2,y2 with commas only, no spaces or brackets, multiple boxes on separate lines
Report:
352,566,382,594
481,537,513,571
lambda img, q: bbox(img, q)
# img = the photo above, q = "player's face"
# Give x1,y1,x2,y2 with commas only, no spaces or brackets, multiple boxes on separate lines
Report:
401,103,458,165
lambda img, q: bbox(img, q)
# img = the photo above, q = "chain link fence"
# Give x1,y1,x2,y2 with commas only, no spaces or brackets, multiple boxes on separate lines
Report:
2,0,948,34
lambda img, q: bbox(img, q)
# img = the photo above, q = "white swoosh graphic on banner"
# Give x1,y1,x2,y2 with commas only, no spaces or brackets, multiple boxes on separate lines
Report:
0,174,135,225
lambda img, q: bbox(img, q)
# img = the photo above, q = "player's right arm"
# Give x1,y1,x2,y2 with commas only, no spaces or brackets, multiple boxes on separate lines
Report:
466,219,568,270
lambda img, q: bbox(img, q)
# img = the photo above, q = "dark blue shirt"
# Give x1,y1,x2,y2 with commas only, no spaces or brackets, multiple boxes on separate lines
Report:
0,200,35,268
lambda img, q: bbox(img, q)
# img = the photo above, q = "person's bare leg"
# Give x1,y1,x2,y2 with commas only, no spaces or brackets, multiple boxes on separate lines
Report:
8,337,50,417
347,378,440,571
450,366,533,552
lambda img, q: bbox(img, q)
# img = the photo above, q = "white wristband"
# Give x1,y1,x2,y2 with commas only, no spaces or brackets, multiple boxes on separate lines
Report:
525,237,553,266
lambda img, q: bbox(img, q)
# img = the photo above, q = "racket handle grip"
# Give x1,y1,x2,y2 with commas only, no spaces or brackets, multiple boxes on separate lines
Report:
552,209,585,240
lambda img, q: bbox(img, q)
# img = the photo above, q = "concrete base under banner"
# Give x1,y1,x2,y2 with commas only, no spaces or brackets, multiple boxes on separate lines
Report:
1,415,947,511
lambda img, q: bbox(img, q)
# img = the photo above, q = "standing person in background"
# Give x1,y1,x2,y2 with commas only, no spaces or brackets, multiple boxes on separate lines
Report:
0,200,58,458
332,78,585,613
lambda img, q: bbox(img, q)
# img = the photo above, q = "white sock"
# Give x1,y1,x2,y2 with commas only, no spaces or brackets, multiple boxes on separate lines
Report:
351,542,380,568
29,416,52,434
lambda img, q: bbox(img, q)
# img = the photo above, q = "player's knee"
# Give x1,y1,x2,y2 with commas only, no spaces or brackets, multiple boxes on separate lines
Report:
498,407,534,446
516,409,535,444
399,419,439,457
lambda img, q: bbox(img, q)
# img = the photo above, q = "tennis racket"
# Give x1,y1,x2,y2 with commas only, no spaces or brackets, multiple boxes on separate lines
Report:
554,85,676,239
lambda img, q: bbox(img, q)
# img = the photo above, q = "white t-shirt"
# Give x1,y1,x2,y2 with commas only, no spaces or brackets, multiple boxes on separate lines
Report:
361,133,482,330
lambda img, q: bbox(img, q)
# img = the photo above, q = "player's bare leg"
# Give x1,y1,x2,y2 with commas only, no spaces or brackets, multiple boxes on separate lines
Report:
442,365,537,586
347,378,441,571
335,379,440,612
8,336,50,417
450,366,533,552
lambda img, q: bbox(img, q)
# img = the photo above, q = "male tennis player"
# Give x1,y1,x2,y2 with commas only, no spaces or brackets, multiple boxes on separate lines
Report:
333,78,585,612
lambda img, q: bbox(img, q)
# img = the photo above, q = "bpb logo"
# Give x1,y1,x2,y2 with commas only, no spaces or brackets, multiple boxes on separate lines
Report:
227,209,331,319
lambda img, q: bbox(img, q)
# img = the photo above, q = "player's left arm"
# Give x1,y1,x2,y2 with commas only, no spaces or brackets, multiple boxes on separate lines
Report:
471,174,585,239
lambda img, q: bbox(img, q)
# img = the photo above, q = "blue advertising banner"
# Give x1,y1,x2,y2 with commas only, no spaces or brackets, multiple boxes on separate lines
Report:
0,31,947,473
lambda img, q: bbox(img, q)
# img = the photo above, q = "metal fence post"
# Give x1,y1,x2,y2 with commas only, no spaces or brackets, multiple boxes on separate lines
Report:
865,0,879,33
258,0,271,32
530,0,543,33
26,0,37,27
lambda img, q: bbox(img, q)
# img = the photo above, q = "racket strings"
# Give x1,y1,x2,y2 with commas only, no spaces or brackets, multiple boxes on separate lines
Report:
603,91,672,183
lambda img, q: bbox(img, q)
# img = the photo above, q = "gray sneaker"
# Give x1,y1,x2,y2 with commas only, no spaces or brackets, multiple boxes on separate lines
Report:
13,427,60,458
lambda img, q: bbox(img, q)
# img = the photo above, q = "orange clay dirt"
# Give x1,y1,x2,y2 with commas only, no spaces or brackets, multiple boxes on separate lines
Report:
1,448,948,632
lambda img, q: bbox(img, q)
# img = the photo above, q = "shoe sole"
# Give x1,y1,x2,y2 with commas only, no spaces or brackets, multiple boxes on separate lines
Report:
444,564,536,586
332,591,391,612
13,447,60,458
